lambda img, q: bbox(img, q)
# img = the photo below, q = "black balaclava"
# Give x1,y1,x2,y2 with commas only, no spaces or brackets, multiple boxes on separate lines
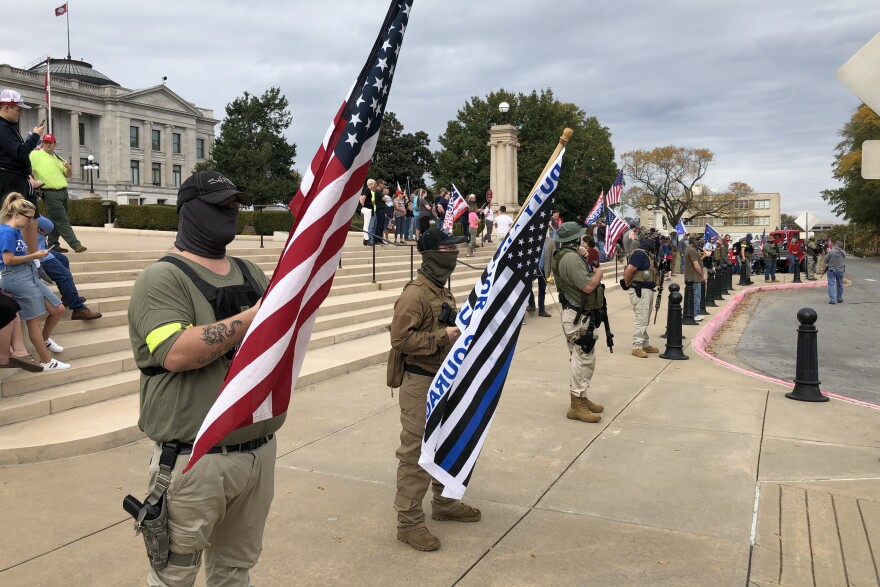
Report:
419,251,459,286
174,198,238,259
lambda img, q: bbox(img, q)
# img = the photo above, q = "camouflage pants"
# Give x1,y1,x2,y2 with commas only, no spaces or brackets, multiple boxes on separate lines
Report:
807,256,816,279
628,288,654,349
561,308,596,397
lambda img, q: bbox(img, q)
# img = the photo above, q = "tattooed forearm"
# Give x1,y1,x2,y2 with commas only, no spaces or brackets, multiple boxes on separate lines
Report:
200,320,243,346
196,349,228,366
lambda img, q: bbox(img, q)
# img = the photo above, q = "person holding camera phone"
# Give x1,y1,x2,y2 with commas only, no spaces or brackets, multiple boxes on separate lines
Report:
389,227,481,552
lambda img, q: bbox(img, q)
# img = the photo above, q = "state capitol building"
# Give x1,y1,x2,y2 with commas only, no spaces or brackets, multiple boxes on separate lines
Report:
0,57,217,206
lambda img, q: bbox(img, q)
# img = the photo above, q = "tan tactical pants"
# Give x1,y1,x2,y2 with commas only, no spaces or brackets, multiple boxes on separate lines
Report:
628,289,654,349
145,437,276,587
394,371,458,530
561,308,597,397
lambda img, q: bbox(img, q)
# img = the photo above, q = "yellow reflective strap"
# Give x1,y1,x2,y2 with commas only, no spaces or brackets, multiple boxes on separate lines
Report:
145,323,191,353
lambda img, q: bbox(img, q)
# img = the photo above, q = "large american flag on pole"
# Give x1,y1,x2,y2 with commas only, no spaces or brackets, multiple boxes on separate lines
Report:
420,141,568,499
183,0,414,472
605,170,624,206
584,190,604,225
603,205,628,255
441,184,470,233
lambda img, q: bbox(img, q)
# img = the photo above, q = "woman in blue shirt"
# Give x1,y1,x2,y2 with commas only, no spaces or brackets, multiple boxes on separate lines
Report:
0,193,69,370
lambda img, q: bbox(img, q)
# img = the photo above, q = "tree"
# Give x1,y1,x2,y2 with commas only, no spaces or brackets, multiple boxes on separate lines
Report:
195,87,299,206
620,146,752,227
821,104,880,228
368,112,435,190
779,213,797,229
433,88,616,219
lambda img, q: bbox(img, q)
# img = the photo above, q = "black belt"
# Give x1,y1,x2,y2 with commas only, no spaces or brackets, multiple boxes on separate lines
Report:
404,364,436,378
169,434,273,455
42,188,66,192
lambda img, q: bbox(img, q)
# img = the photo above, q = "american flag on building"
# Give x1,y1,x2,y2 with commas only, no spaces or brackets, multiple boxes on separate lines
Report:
441,184,470,233
605,170,624,206
421,147,566,498
603,205,628,255
584,191,604,226
183,0,415,472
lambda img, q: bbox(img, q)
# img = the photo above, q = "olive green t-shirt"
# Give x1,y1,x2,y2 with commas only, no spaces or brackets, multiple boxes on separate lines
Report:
129,253,285,444
553,248,596,308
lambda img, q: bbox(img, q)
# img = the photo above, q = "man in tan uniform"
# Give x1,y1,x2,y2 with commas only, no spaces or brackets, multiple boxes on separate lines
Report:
390,227,481,552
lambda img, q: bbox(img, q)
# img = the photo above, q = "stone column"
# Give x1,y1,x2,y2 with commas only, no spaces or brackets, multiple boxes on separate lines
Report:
165,125,174,186
69,111,81,180
142,121,152,186
653,210,664,231
488,124,520,211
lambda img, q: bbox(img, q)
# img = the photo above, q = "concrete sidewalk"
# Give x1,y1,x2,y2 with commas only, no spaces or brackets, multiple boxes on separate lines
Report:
0,240,878,586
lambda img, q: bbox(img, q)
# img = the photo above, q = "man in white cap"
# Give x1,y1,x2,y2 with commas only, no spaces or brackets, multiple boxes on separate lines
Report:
0,89,44,253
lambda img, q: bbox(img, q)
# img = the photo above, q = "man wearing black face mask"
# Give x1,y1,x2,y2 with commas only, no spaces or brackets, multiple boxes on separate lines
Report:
389,227,482,552
128,171,280,585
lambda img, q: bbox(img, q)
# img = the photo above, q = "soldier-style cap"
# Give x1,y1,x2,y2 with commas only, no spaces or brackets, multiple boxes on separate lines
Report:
417,228,466,253
555,221,587,243
176,171,252,211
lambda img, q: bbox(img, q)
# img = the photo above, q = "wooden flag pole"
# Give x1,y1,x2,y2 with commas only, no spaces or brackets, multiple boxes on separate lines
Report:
510,127,573,226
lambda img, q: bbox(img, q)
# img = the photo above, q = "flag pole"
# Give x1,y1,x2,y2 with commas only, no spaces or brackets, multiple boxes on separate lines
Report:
66,5,71,59
46,55,52,135
509,128,573,226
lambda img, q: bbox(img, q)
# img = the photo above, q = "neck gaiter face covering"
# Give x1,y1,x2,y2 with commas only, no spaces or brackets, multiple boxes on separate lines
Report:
174,199,238,259
419,251,459,286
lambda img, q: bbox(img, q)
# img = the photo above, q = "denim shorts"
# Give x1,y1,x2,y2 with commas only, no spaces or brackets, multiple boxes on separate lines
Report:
0,262,62,320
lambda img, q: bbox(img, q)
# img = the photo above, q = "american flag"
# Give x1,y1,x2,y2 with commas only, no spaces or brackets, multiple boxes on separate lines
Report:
584,191,604,226
605,170,624,206
183,0,414,472
420,147,566,499
441,184,470,233
603,205,628,254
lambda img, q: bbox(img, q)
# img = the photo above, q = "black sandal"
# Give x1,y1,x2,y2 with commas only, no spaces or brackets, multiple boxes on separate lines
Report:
9,355,44,373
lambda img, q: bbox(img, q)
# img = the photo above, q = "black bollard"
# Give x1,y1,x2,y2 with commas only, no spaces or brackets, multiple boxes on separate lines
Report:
660,286,688,360
785,308,827,402
682,279,698,325
661,283,686,339
705,268,717,307
792,256,802,283
713,266,724,300
699,281,709,315
723,263,732,292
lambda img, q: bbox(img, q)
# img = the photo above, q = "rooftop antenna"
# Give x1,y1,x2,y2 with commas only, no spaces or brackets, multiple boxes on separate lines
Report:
162,76,167,85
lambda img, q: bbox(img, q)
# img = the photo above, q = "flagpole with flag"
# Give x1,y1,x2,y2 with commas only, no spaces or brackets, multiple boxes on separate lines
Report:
45,56,52,135
182,0,415,473
54,3,71,59
419,128,572,499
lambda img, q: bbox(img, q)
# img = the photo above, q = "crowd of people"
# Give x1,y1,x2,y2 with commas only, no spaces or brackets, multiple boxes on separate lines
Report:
0,88,102,374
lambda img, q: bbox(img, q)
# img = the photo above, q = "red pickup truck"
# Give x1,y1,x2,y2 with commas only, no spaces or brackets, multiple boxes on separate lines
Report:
768,229,805,273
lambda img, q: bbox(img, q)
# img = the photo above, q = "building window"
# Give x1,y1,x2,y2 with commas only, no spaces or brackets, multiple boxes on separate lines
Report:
130,126,139,148
128,197,140,206
157,199,167,205
754,199,770,210
152,163,162,186
152,129,161,152
755,216,770,226
130,160,140,185
172,132,181,154
78,122,85,146
733,200,750,210
734,216,750,226
173,165,182,187
196,138,205,159
80,158,88,178
682,218,694,226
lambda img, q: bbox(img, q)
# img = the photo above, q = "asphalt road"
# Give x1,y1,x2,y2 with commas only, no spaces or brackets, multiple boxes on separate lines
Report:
734,256,880,406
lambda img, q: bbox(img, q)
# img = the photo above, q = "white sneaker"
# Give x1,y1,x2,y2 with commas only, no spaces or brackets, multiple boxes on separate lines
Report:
694,315,704,322
44,338,64,353
40,358,70,371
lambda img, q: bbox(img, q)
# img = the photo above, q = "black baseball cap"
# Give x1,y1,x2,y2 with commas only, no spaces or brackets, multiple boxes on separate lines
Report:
417,228,466,253
177,171,252,211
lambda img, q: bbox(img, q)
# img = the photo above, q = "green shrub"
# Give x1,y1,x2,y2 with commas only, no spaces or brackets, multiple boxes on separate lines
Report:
69,199,114,226
115,204,179,231
238,210,293,235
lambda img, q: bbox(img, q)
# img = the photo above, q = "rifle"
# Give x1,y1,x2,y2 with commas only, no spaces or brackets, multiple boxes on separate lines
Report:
598,284,614,352
652,254,665,324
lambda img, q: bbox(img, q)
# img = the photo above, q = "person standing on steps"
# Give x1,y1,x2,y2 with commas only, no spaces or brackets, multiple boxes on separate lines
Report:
29,133,87,253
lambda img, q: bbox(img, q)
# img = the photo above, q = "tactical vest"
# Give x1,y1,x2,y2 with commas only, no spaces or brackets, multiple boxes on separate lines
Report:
552,247,603,311
630,248,658,287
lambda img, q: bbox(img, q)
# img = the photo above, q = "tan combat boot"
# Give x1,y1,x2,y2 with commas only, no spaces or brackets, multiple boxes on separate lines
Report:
432,502,482,522
642,345,660,353
397,526,441,551
631,348,648,358
581,396,604,413
567,395,601,423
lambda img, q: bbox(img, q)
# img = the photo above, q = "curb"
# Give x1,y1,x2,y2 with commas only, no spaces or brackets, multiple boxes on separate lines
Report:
692,281,880,410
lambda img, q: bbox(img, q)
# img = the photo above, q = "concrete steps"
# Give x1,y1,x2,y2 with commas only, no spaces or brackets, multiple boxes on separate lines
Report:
0,236,497,465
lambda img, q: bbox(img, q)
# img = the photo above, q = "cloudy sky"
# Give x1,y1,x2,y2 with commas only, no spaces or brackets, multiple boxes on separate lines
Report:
5,1,878,220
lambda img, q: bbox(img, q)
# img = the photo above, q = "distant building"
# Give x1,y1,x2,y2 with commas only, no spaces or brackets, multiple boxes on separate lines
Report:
0,57,217,205
639,192,782,238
